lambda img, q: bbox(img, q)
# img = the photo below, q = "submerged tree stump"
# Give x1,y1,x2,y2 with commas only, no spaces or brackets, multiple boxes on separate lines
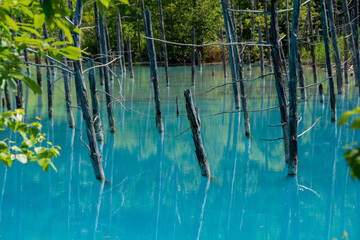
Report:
184,89,210,177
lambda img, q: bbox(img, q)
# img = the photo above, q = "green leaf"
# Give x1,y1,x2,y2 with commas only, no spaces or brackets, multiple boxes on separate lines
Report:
22,76,42,94
50,41,70,47
338,107,360,126
0,141,8,151
34,14,45,29
350,118,360,129
19,26,41,37
59,46,83,60
4,14,19,31
16,154,27,164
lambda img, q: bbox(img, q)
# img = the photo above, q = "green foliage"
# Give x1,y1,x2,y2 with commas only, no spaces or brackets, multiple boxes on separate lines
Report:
339,108,360,180
0,109,59,172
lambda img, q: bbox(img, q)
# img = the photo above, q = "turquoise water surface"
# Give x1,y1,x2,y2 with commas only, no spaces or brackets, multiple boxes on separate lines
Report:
0,64,359,239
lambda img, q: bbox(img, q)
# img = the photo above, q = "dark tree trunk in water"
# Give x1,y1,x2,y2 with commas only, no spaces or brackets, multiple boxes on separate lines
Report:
99,6,116,133
42,23,53,118
34,50,42,89
73,0,105,180
319,84,325,103
307,2,317,85
320,0,337,122
59,30,75,129
136,0,142,61
15,79,23,109
158,0,169,86
270,0,289,164
184,88,210,177
343,21,349,84
198,51,202,71
351,1,360,88
116,21,124,74
222,0,250,136
145,8,164,133
297,47,306,100
258,24,264,76
88,59,104,141
117,11,126,74
93,2,104,85
176,96,180,116
220,28,227,79
263,0,271,64
220,0,240,110
288,0,301,176
326,0,343,94
4,86,11,111
191,27,195,86
126,35,134,79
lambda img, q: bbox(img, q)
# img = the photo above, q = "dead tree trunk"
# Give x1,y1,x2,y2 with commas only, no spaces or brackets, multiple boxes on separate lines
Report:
4,86,11,111
117,11,126,74
220,28,227,79
184,88,210,177
326,0,343,94
34,49,42,89
285,0,290,56
59,30,75,128
307,2,317,85
320,0,337,122
258,24,265,76
220,0,240,110
42,23,53,118
288,0,301,176
15,79,23,109
351,1,360,88
343,21,349,84
145,8,164,132
88,59,104,141
93,2,104,85
263,0,271,64
126,35,135,79
99,6,116,133
191,27,196,86
158,0,169,86
136,0,142,61
238,15,244,63
73,0,105,180
297,47,306,100
270,0,289,164
116,21,124,74
198,51,202,71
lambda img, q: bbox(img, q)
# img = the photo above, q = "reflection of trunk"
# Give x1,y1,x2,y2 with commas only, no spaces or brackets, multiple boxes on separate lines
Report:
196,178,210,240
67,129,75,229
155,134,164,239
90,181,105,240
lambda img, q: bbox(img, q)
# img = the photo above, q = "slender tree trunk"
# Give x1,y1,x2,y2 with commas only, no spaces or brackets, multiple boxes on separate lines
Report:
326,0,344,94
136,0,142,61
126,35,135,79
93,2,104,85
220,28,227,79
15,79,23,109
59,30,75,128
288,0,301,176
42,23,53,118
351,1,360,88
320,0,337,122
258,24,264,76
263,0,271,64
270,0,289,164
4,86,11,111
343,21,349,84
99,6,116,133
297,47,306,100
342,0,358,85
88,59,104,141
307,2,317,85
117,11,126,74
145,8,164,133
73,0,105,180
34,50,42,89
158,0,169,86
285,0,290,56
191,27,196,86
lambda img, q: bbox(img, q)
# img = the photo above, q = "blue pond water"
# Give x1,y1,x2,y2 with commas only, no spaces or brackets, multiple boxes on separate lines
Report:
0,64,359,239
